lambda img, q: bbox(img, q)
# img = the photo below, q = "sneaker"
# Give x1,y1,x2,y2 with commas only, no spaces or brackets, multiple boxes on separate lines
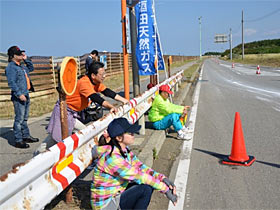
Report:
181,127,188,133
177,132,191,140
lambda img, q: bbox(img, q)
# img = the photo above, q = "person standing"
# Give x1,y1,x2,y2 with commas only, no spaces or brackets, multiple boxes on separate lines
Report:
85,50,98,74
5,46,39,149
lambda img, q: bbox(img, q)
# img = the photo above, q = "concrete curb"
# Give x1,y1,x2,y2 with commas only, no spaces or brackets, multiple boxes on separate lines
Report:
137,130,166,167
138,64,201,167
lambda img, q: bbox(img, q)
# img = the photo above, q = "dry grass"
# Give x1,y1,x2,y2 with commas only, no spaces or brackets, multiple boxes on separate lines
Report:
170,59,196,68
230,53,280,67
184,63,200,79
0,93,59,119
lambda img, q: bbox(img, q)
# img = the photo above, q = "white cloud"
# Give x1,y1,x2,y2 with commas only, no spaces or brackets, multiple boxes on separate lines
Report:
244,28,257,36
263,29,280,36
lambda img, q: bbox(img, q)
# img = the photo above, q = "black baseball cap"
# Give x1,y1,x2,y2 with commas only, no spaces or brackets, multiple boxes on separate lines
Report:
107,117,141,138
7,46,25,56
90,50,98,56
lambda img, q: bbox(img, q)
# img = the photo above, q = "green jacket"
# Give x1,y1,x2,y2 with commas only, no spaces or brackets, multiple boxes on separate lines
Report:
148,94,184,122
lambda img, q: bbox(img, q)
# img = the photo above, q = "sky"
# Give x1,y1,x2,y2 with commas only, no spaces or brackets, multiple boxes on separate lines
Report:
1,0,279,57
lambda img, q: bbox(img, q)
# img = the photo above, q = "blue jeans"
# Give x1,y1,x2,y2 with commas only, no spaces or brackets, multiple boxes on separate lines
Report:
120,184,154,210
153,113,183,131
12,95,30,142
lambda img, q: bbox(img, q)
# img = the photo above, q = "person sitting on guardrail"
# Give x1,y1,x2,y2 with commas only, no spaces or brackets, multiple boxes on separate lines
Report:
91,117,177,210
34,61,129,155
85,49,98,74
148,84,190,140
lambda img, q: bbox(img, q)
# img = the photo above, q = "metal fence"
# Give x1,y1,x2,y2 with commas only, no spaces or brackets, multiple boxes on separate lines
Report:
0,52,196,104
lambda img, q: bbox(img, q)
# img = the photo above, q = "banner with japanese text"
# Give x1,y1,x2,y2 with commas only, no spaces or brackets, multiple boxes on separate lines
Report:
135,0,156,75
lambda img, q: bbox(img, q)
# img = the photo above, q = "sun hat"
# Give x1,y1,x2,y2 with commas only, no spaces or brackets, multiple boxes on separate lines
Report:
159,84,173,94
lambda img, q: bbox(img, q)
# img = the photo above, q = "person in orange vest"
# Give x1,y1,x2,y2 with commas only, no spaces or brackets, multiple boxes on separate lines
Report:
5,46,38,149
34,61,129,155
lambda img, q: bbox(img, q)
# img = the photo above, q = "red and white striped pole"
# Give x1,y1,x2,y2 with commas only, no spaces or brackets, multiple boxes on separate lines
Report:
256,65,261,74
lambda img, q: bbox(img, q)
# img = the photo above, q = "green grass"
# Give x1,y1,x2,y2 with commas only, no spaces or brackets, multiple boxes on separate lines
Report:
184,62,201,80
223,53,280,67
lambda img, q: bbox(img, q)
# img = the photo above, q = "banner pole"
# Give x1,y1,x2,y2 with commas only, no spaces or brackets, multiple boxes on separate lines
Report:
121,0,130,100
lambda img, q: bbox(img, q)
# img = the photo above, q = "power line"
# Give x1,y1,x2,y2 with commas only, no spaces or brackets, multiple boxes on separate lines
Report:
245,8,280,22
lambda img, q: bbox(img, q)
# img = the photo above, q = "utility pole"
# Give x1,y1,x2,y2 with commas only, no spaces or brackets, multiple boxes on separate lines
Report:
242,10,244,60
230,28,232,60
199,16,202,59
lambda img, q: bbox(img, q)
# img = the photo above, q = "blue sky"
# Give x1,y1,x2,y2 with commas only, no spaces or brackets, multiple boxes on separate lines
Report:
1,0,279,56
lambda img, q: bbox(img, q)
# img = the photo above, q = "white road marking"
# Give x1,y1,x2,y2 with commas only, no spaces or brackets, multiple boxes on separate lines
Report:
168,64,204,210
231,81,280,97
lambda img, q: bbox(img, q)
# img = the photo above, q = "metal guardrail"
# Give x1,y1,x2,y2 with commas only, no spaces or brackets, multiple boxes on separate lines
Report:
0,70,184,210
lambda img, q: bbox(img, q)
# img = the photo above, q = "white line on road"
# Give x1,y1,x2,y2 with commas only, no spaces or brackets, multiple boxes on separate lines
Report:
168,64,204,210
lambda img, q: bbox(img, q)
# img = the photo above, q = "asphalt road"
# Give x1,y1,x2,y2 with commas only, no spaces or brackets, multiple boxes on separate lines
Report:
184,59,280,209
0,61,196,176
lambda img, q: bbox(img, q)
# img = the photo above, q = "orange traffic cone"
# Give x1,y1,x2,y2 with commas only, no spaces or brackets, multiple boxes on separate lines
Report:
232,63,235,68
222,112,255,166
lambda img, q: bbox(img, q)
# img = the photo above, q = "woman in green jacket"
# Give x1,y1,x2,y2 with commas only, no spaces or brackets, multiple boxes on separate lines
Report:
148,84,190,140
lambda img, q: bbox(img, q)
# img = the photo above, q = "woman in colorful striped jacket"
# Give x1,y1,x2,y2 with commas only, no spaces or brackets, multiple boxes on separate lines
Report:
91,117,177,210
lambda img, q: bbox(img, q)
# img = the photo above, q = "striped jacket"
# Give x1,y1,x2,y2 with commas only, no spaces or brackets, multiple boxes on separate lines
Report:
91,145,169,210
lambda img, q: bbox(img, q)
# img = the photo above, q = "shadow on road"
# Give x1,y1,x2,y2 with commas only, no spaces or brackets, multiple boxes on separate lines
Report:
194,148,280,169
194,148,228,160
255,160,280,169
0,129,16,147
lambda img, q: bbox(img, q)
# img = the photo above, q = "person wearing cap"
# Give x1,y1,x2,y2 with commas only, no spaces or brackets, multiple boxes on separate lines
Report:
148,84,190,140
5,46,39,149
85,50,98,74
91,117,177,210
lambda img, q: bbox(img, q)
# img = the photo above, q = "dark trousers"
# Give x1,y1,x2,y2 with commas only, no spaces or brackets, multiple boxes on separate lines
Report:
120,184,154,210
12,95,30,142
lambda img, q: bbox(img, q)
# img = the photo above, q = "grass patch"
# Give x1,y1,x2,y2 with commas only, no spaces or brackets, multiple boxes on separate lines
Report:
170,59,196,68
152,147,158,160
225,53,280,67
0,93,59,119
183,60,202,80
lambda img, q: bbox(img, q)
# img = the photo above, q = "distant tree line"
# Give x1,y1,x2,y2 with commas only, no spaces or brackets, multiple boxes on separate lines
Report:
204,39,280,57
203,52,222,56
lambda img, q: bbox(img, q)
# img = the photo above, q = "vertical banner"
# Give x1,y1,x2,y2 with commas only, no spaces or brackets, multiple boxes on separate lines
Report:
156,30,165,71
135,0,156,76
